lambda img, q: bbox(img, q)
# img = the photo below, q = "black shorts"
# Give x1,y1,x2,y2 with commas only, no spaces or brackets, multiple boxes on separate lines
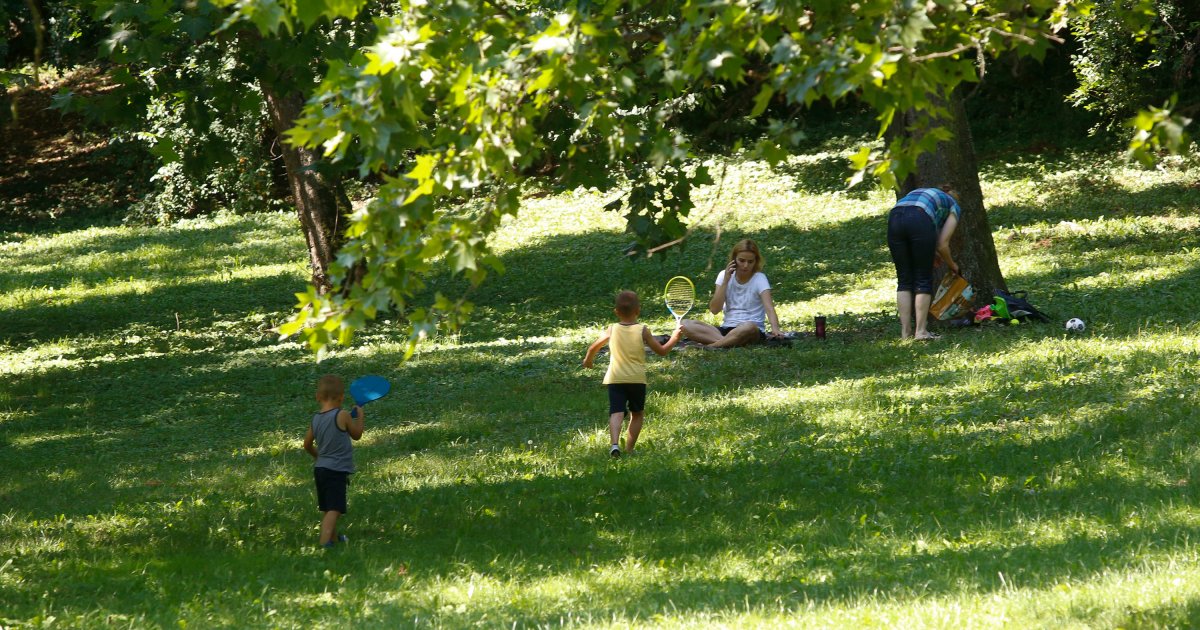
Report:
607,383,647,415
718,325,766,342
314,467,351,514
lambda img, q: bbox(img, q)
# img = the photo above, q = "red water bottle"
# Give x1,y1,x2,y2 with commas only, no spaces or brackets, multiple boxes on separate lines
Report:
815,316,826,339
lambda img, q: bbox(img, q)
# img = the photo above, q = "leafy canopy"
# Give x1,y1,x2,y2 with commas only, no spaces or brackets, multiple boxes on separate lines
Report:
1069,0,1197,165
220,0,1166,357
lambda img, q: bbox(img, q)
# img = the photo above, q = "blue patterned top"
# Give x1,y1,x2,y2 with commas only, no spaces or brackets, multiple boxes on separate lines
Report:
895,188,961,229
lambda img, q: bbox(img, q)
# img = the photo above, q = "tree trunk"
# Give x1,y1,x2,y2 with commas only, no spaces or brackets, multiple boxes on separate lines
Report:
260,83,353,294
889,87,1007,301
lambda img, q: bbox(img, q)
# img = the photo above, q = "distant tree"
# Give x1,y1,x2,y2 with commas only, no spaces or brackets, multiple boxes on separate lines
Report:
1,0,104,122
84,0,372,293
1071,0,1197,162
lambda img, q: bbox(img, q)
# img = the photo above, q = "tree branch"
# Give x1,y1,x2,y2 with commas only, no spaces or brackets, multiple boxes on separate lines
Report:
890,26,1056,63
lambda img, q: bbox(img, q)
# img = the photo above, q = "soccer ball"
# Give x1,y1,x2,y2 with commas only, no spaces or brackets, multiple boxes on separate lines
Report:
1065,318,1085,332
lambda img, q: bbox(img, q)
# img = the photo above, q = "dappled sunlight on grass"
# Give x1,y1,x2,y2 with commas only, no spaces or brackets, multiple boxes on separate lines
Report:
5,143,1200,626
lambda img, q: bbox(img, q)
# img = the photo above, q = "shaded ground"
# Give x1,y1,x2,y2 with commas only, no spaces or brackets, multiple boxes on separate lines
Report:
0,68,152,231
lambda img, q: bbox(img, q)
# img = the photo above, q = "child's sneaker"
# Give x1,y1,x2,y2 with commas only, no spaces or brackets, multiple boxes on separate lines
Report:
321,534,349,549
609,445,621,458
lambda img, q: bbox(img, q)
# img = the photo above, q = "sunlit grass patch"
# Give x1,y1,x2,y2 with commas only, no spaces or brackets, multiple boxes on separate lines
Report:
3,142,1200,627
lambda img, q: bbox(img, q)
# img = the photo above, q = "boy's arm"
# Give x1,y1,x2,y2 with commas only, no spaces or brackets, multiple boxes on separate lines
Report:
644,324,683,356
582,328,612,368
303,426,318,459
338,408,365,440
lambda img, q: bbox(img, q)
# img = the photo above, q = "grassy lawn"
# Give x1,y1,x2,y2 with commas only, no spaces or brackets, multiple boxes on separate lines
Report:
3,141,1200,628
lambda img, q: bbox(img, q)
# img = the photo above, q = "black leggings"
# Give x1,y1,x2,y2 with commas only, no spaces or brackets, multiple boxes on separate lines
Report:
887,205,938,294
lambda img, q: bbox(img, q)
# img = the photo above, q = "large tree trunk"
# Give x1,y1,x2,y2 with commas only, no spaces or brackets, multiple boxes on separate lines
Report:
238,23,363,296
889,88,1007,300
260,84,352,294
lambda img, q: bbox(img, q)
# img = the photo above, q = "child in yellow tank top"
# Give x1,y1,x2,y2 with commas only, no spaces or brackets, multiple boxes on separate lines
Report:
582,290,682,457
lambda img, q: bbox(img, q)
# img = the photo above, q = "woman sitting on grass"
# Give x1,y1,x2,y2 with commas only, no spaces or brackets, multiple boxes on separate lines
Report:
681,239,783,348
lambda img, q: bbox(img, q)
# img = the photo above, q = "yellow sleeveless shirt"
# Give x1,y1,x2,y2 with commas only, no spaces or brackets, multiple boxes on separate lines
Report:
603,323,646,385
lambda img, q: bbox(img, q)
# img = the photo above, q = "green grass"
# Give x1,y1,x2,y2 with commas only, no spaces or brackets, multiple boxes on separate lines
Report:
3,143,1200,628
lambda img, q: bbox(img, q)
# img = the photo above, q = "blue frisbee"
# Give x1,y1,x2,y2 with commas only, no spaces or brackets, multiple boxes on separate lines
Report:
349,375,390,414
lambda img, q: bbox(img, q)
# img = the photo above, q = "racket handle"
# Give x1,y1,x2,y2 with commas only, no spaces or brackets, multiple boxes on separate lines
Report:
350,406,359,419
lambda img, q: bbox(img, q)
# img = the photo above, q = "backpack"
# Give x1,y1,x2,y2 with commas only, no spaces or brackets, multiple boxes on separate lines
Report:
993,289,1051,323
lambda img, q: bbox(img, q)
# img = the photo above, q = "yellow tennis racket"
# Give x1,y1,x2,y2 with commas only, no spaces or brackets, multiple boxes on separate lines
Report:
664,276,695,325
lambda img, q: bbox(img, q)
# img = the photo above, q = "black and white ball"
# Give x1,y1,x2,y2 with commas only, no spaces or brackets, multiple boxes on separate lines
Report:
1065,318,1085,332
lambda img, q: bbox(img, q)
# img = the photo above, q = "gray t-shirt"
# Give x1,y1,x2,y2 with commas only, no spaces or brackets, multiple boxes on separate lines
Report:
312,408,355,473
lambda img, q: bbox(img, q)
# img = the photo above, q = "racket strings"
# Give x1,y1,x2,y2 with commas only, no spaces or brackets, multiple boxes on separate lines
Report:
666,297,693,311
664,279,694,315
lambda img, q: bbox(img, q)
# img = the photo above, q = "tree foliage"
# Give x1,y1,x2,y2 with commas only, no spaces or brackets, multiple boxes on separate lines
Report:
2,0,106,121
71,0,372,222
1071,0,1197,164
251,0,1106,357
6,0,1189,357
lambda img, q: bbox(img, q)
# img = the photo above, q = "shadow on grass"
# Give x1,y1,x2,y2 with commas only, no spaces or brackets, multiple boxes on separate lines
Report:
987,177,1200,227
1113,597,1200,629
4,150,1200,624
6,311,1200,624
0,273,302,347
768,153,877,199
415,176,1200,345
0,215,304,345
421,218,896,343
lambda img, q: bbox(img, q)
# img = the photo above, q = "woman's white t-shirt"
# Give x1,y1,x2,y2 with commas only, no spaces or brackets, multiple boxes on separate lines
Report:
714,270,771,332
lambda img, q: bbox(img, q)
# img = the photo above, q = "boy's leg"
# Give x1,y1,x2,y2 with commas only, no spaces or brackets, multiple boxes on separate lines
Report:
609,412,625,448
624,385,646,452
319,510,341,546
607,384,627,456
626,411,644,452
315,468,349,546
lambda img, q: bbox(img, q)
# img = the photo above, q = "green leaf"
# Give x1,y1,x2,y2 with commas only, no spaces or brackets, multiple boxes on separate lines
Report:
848,146,872,171
241,0,290,35
1132,110,1156,132
277,318,304,338
527,68,556,94
320,0,369,21
750,85,775,118
149,138,181,163
899,11,935,49
402,178,436,205
405,154,438,183
451,242,477,273
754,139,788,166
293,0,326,28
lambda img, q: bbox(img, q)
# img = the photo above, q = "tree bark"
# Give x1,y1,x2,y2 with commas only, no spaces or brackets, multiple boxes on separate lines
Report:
237,24,360,295
889,87,1007,301
260,82,353,294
